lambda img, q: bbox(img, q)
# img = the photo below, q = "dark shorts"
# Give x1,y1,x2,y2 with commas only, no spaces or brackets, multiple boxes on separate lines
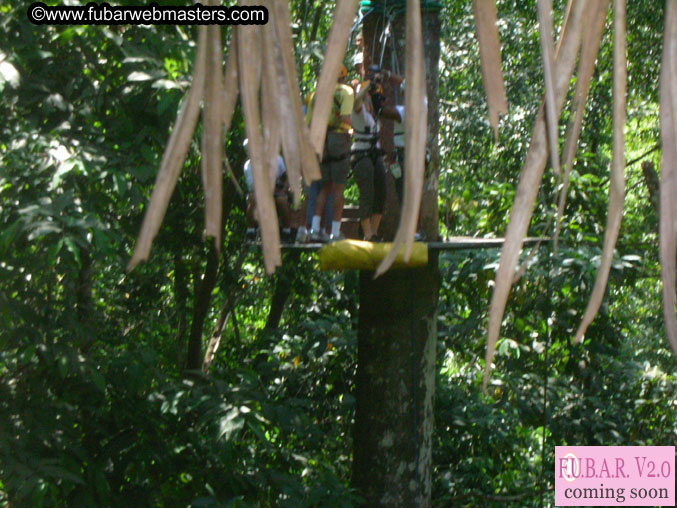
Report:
352,151,386,218
321,131,351,185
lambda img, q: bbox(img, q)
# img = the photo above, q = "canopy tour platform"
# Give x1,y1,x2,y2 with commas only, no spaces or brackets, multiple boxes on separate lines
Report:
246,236,548,271
275,236,547,251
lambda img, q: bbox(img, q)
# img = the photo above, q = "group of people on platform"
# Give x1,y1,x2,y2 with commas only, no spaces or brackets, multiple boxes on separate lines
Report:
244,43,408,244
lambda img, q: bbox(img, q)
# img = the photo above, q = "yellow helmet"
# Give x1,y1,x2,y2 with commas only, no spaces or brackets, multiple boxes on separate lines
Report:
338,64,347,80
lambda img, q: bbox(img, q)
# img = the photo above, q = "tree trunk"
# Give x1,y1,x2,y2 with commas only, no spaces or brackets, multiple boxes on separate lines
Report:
641,160,660,218
202,247,249,372
174,251,190,366
185,173,241,371
419,11,441,240
186,242,219,370
353,253,439,507
264,251,300,332
353,6,441,507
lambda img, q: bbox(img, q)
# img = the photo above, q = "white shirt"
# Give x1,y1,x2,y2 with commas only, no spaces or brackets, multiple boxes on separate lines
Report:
243,155,286,192
351,105,377,151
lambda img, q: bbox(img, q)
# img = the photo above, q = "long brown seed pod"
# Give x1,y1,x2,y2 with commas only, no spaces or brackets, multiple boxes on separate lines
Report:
472,0,508,139
128,25,208,270
375,0,427,277
483,0,587,390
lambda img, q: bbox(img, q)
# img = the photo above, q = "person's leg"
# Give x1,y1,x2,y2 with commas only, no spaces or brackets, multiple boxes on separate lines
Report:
353,155,375,239
394,175,403,204
310,151,332,235
371,154,387,237
306,180,322,228
326,131,351,239
395,149,405,204
275,193,290,228
370,214,382,238
245,193,258,240
323,187,334,232
246,194,258,227
361,219,373,239
330,182,345,238
329,156,349,238
311,180,332,237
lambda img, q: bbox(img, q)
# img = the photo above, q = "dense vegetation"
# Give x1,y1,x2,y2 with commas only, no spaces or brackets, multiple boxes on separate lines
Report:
1,1,674,506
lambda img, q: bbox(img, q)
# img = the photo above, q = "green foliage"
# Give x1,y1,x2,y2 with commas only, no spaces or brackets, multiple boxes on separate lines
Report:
0,333,361,507
1,0,674,506
433,246,676,506
434,8,673,504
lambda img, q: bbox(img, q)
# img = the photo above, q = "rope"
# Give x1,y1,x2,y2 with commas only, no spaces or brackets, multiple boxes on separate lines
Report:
351,6,372,36
378,17,391,68
358,0,439,104
368,4,385,67
357,0,443,72
385,18,402,103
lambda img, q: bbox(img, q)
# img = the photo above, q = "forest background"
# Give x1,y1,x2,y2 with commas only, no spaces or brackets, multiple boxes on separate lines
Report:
0,0,675,506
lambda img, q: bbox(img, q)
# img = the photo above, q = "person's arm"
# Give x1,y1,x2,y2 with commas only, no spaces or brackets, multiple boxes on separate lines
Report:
379,105,402,122
340,86,354,131
353,81,371,112
383,69,404,88
340,114,352,130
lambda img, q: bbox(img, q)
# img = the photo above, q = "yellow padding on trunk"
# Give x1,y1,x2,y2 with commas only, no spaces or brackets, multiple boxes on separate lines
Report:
318,240,428,271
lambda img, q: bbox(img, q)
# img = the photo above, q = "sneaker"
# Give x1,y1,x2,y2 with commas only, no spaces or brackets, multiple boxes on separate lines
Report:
295,226,308,244
308,228,329,243
368,234,383,243
329,231,346,243
414,231,426,242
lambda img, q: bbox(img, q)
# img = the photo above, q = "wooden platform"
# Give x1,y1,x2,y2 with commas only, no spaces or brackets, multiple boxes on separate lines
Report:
250,237,549,252
426,237,547,250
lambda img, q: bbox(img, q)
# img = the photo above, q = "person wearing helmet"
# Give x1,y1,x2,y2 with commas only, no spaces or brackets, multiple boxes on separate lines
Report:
350,52,386,241
242,138,293,241
304,63,355,242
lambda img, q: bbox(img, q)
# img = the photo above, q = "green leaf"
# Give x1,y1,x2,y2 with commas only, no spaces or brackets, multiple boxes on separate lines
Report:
27,222,61,241
0,60,20,89
39,464,85,486
47,238,64,267
218,407,244,441
57,355,68,379
0,221,19,251
152,79,181,90
64,237,81,266
89,369,106,393
128,71,156,82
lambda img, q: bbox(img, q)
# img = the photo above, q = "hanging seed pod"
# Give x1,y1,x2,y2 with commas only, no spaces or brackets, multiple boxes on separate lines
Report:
375,0,427,277
573,0,627,344
472,0,508,140
484,0,587,390
128,25,208,270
